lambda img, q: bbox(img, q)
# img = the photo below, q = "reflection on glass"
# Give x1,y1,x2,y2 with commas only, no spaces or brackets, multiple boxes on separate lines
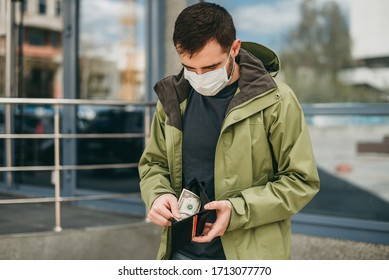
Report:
212,0,389,103
79,0,145,101
19,0,63,99
0,39,4,98
304,116,389,222
0,0,7,97
0,1,63,188
0,1,146,193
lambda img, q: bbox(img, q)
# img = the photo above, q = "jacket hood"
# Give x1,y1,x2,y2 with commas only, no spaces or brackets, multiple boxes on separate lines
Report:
241,42,280,77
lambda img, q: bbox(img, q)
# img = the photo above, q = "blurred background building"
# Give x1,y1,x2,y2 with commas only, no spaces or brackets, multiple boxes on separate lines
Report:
339,0,389,96
0,0,388,259
0,0,63,99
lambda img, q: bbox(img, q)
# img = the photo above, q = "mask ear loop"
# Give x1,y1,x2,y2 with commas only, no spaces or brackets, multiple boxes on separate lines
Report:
227,51,235,80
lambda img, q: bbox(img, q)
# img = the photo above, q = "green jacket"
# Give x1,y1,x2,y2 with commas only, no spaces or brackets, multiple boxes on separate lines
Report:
139,42,320,260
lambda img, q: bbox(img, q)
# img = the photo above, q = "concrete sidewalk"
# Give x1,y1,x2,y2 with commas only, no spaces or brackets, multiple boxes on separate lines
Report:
1,223,388,259
291,234,389,260
1,193,388,259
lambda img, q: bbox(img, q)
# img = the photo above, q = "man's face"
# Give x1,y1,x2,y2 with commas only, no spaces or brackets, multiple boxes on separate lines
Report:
179,39,240,76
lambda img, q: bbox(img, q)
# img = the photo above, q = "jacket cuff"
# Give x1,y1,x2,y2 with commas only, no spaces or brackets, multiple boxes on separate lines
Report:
226,196,247,231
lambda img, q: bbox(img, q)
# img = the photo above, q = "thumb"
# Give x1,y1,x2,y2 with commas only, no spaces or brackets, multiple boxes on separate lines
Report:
204,201,219,210
168,196,180,219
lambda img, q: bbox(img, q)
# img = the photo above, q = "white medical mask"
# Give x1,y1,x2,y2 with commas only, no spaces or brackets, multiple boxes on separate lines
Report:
184,52,235,96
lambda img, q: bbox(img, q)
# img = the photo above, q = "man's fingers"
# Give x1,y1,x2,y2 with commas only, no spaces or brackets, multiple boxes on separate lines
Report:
193,227,219,243
202,223,213,235
192,222,223,243
156,205,175,220
193,200,232,243
148,201,176,226
147,194,179,227
169,198,181,220
204,200,227,210
204,201,218,210
147,211,172,227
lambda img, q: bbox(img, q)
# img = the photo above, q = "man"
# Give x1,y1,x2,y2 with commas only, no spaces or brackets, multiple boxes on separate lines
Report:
139,2,319,260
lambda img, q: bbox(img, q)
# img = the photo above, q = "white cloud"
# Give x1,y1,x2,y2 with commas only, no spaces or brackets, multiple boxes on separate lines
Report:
232,0,300,36
80,0,143,47
79,0,145,66
232,0,351,37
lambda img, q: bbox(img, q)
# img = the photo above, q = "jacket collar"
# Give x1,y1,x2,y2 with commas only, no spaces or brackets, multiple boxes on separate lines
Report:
227,48,277,113
154,47,278,131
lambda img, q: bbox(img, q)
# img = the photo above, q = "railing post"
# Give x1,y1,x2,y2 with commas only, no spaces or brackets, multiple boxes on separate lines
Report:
5,0,16,189
53,104,62,232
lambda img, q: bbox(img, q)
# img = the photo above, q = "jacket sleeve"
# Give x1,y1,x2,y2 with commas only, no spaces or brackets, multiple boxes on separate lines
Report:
227,83,320,231
138,102,175,212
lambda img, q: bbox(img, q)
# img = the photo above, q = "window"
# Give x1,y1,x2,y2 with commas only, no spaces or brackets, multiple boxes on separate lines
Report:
20,0,27,13
79,0,145,101
0,2,63,188
50,32,60,48
27,29,45,46
55,0,61,17
38,0,47,15
77,0,146,193
28,68,54,98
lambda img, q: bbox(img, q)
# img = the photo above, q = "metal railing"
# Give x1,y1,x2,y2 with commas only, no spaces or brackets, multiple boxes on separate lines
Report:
0,97,156,232
302,103,389,116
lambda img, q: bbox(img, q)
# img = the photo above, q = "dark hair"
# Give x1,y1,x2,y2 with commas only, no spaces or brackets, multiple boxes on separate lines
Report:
173,2,236,56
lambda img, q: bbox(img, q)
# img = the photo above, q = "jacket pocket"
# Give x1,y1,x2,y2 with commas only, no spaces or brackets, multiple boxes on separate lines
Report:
230,222,288,259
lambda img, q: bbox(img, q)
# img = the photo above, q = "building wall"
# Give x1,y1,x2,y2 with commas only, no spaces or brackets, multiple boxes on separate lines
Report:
0,0,63,98
164,0,190,77
0,1,6,36
21,0,62,31
350,0,389,60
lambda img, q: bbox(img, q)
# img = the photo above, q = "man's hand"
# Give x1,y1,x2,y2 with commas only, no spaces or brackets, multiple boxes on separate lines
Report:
147,194,181,227
192,200,232,243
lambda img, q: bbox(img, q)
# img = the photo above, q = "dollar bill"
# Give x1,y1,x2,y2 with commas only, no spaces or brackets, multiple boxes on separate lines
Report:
178,189,201,220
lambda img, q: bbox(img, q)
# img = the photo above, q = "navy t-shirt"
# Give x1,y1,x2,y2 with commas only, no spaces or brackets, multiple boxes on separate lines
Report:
178,80,238,259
